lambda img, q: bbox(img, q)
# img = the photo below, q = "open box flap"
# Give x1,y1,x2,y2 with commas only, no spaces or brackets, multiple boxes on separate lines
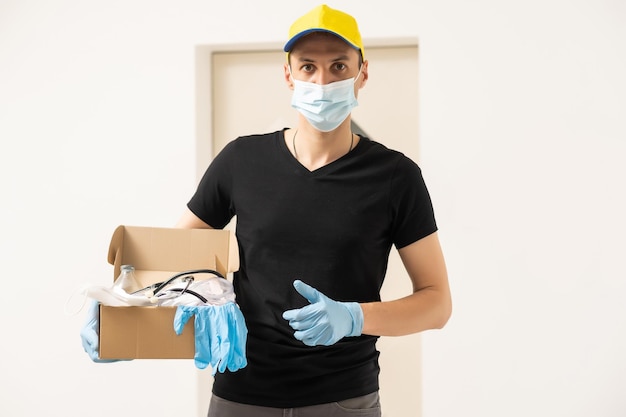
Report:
107,225,239,285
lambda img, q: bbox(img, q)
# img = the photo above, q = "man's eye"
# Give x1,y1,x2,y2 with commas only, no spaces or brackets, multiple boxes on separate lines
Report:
302,64,314,72
334,63,346,71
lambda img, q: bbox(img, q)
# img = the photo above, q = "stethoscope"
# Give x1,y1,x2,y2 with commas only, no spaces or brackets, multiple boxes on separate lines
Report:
131,269,225,304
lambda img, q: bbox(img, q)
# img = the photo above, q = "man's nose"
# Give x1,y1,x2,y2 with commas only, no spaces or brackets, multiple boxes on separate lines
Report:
313,69,333,85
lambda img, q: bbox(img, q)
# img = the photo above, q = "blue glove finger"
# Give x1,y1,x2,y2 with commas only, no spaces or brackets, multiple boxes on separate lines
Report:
226,303,248,372
231,320,248,370
80,327,100,361
80,300,121,363
204,307,220,373
289,309,335,345
80,301,100,360
292,279,323,304
283,304,325,330
221,304,236,371
222,306,236,373
192,308,213,370
297,327,334,346
281,308,299,322
214,306,232,374
173,305,195,335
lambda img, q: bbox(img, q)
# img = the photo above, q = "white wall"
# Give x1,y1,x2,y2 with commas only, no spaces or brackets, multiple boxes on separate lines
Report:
1,1,624,416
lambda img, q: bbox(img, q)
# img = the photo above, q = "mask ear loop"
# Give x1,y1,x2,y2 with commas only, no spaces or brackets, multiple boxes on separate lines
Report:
288,64,296,84
63,283,91,316
353,64,364,84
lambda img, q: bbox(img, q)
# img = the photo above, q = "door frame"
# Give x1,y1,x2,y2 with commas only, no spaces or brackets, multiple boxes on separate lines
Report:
194,37,419,181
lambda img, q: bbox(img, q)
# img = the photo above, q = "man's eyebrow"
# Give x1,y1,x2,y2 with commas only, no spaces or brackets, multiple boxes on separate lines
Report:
295,54,351,63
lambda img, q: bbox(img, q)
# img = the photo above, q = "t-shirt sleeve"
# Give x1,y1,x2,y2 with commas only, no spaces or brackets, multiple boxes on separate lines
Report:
390,157,438,249
187,140,237,229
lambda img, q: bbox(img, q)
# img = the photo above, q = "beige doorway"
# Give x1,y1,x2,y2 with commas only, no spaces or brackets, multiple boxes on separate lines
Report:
195,39,421,417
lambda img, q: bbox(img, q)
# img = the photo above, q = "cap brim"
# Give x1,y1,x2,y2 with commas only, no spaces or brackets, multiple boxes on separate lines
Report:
283,29,359,53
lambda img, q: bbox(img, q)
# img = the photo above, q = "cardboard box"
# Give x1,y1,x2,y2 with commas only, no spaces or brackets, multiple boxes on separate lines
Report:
99,225,239,360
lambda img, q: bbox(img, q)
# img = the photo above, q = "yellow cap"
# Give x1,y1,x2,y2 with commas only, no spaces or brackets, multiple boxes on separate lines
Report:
283,4,364,59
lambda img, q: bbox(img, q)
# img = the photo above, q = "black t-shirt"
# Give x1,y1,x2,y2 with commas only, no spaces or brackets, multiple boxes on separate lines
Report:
188,129,437,407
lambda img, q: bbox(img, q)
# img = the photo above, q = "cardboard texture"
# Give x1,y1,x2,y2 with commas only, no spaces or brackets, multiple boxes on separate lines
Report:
99,225,239,360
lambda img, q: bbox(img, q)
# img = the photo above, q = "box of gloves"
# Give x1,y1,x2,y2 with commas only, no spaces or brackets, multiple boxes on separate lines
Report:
98,225,240,360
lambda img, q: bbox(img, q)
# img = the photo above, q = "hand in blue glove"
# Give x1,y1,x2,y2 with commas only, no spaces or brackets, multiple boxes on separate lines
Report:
80,300,121,363
174,303,248,375
282,280,364,346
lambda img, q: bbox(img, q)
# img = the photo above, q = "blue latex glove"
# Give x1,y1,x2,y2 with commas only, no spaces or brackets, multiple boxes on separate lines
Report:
282,280,364,346
173,303,248,374
80,300,120,363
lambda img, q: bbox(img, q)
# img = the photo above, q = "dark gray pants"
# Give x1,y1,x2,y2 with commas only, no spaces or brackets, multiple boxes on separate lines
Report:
207,392,381,417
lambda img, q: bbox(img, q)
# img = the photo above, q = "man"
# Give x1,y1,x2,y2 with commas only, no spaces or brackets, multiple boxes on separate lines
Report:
175,4,452,416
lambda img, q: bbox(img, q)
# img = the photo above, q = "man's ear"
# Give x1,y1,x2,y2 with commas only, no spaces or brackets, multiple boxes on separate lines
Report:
283,62,294,90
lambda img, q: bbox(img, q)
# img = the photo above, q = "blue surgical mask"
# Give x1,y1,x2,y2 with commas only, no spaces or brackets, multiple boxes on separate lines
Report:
290,67,362,132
